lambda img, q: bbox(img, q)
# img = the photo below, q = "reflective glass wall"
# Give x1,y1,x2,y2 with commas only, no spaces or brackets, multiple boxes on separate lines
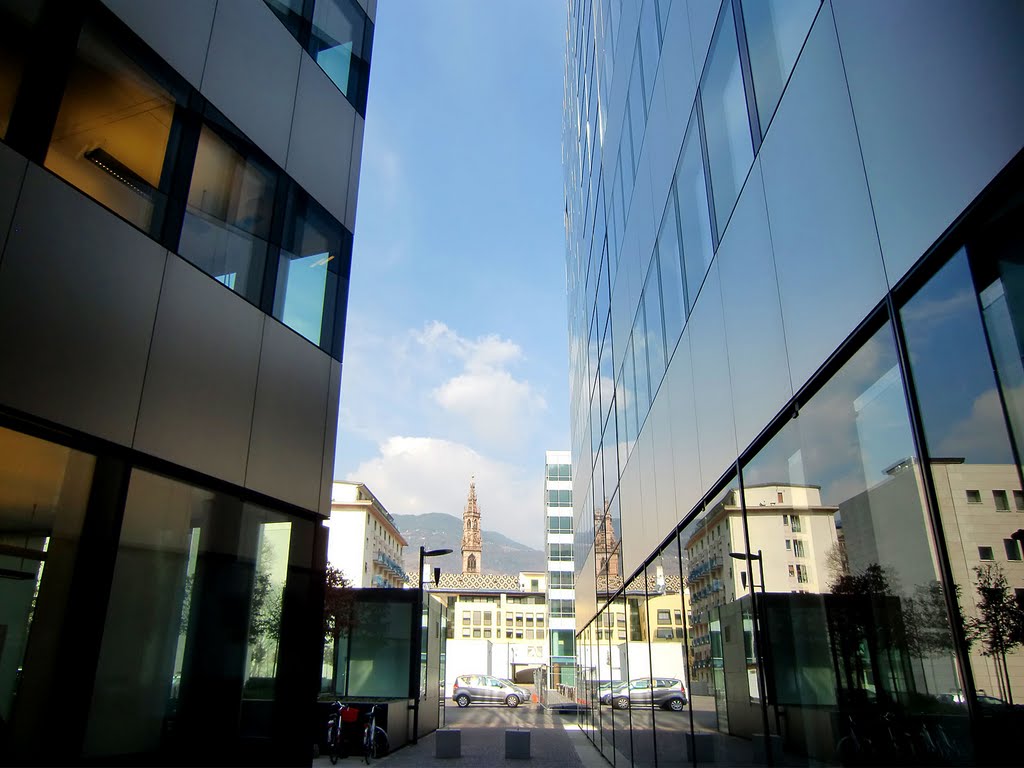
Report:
565,0,1024,765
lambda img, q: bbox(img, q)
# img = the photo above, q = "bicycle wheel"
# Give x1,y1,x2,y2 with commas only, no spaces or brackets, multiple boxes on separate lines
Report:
327,721,339,765
363,724,373,764
371,727,389,759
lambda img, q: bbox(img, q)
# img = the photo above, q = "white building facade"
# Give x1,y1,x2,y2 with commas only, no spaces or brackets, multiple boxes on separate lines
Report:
328,481,408,588
545,450,577,689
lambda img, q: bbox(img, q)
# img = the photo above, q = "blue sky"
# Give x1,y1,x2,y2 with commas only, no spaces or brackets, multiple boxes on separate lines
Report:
334,1,570,548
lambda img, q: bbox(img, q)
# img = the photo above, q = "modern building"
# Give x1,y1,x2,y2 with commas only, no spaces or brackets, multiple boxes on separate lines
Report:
545,450,577,689
327,481,408,588
563,0,1024,765
0,0,375,763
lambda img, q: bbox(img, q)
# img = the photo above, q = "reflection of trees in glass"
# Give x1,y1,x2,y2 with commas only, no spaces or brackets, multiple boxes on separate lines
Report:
902,580,961,694
248,542,284,676
828,563,896,700
323,564,355,643
964,564,1024,704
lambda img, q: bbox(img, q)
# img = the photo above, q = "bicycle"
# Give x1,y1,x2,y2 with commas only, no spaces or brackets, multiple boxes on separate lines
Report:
326,701,358,764
362,703,389,763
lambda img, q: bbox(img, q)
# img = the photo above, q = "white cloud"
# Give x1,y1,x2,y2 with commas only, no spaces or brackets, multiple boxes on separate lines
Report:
348,436,544,547
412,321,546,447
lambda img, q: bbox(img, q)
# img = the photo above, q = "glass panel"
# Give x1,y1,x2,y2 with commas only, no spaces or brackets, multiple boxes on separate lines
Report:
639,0,659,114
902,248,1021,764
643,257,666,395
627,44,644,174
650,539,691,767
626,571,655,767
741,0,820,133
274,190,347,346
0,427,93,745
0,0,43,138
700,1,754,233
45,20,180,235
681,479,752,763
676,112,714,305
310,0,369,107
179,123,276,303
84,469,302,756
657,187,687,358
741,320,968,764
346,599,412,697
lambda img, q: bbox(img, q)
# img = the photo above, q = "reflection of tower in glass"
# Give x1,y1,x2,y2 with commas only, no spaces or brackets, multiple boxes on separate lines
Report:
461,478,482,574
594,498,619,577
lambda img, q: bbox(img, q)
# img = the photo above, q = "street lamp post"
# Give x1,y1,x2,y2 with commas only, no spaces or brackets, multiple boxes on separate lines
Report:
729,549,778,763
412,546,452,745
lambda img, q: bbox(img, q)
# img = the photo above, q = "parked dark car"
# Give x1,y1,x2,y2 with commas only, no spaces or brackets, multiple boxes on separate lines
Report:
452,675,530,708
600,677,687,711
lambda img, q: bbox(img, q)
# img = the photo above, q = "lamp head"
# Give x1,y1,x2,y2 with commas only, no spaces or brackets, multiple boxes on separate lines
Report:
422,547,454,557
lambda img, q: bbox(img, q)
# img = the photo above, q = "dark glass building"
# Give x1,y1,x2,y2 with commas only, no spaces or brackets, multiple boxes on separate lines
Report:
0,0,375,763
563,0,1024,765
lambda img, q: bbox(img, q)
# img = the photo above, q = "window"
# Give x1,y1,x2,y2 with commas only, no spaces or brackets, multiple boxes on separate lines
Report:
994,490,1010,511
700,0,754,232
788,564,795,577
740,0,820,134
547,489,573,507
657,188,686,349
1015,490,1024,510
1005,539,1022,561
783,514,789,525
548,515,572,533
274,187,350,348
740,571,747,589
472,611,481,625
549,543,574,561
796,564,808,583
657,610,671,625
483,629,491,638
484,611,492,626
793,540,806,558
790,515,802,532
550,599,575,618
785,539,791,550
45,19,183,236
965,489,982,503
676,111,714,305
550,572,574,589
979,546,995,561
644,257,667,387
472,629,481,638
656,628,674,640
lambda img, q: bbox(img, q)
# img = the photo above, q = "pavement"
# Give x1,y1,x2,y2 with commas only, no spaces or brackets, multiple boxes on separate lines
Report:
313,690,608,768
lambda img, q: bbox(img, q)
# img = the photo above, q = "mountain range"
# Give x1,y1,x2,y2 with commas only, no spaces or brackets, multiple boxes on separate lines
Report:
392,512,545,578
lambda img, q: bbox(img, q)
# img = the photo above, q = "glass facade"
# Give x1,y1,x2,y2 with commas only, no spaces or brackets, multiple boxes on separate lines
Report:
564,0,1024,765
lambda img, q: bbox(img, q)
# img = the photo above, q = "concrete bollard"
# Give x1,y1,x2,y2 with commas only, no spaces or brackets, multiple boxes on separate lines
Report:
505,728,531,759
435,728,461,758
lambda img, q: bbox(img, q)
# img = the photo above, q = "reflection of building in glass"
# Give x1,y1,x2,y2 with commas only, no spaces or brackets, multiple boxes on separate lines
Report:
545,450,577,689
595,498,620,577
0,0,374,763
564,0,1024,764
685,485,838,687
327,481,408,588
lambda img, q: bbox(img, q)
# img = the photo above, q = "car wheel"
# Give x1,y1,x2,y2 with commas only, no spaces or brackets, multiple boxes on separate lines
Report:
505,694,521,708
668,698,684,712
613,696,630,710
455,694,470,708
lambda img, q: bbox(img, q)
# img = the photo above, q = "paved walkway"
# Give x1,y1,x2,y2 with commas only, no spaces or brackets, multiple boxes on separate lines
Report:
314,695,607,768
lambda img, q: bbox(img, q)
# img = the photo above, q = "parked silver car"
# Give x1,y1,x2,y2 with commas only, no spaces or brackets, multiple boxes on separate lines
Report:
452,674,530,708
600,677,687,711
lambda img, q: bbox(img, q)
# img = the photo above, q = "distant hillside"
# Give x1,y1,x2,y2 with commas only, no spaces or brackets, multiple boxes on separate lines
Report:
392,512,545,578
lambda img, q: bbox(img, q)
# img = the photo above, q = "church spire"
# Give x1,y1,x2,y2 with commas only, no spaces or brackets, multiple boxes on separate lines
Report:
461,477,482,574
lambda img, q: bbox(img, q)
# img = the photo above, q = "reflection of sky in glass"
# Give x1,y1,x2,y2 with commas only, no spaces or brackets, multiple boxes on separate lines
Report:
279,251,328,344
743,326,916,508
316,41,353,97
902,250,1016,465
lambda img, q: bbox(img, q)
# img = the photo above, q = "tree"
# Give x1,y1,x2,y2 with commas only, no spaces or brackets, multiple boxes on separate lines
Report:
964,564,1024,703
